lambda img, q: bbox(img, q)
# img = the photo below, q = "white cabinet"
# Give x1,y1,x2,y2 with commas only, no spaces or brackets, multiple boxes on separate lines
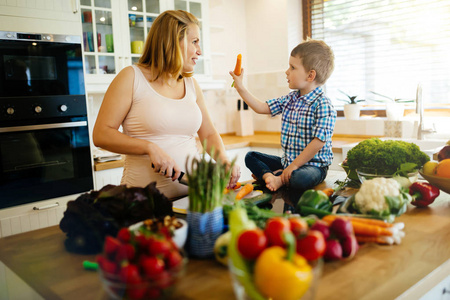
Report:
0,0,81,35
79,0,214,93
94,167,124,189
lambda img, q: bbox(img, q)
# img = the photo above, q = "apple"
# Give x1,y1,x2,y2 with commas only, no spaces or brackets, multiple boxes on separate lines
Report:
438,145,450,162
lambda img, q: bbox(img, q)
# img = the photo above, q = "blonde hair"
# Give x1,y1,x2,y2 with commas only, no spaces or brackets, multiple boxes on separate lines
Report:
138,10,199,82
291,39,334,85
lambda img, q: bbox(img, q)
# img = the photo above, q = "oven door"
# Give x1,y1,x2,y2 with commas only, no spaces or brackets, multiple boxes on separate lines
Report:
0,117,93,209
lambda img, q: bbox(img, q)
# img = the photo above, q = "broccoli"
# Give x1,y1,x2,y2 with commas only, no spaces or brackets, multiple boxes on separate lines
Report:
346,138,430,175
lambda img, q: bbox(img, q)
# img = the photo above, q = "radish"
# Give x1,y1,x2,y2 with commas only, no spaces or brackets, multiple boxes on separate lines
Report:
310,220,330,240
324,239,343,261
341,235,359,258
330,218,353,240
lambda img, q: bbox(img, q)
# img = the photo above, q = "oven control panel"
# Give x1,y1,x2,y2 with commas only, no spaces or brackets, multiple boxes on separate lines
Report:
0,96,87,122
0,31,81,44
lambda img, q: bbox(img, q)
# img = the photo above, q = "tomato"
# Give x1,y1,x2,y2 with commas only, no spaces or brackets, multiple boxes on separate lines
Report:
295,230,326,261
288,217,308,237
237,229,268,260
264,217,291,247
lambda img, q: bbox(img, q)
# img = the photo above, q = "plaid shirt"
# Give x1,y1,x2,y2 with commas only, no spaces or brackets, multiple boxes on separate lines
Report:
266,86,336,168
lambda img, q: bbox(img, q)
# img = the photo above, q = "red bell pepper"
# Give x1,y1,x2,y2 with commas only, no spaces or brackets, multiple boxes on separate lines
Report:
409,182,440,207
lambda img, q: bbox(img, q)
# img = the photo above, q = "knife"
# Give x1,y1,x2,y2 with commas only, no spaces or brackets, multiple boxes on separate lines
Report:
152,163,188,186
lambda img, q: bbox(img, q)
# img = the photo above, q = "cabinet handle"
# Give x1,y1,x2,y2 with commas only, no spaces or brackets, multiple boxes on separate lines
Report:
72,0,79,13
33,202,60,210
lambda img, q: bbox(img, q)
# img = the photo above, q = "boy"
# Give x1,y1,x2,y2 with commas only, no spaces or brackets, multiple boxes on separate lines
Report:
229,39,336,195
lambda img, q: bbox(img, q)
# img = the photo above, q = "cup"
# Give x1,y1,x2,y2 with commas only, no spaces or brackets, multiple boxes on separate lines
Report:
131,41,144,54
105,34,114,53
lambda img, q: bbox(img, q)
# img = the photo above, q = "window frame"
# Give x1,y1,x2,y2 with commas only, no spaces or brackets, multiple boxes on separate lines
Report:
301,0,450,117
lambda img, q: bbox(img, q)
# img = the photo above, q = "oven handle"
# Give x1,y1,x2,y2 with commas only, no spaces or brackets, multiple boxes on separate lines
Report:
0,121,87,133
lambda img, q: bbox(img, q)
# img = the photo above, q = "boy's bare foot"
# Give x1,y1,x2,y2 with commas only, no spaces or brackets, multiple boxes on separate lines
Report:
263,173,284,192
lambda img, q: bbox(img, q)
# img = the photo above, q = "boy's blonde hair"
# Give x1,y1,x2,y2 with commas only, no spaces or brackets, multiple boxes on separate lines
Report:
291,39,334,85
138,10,199,82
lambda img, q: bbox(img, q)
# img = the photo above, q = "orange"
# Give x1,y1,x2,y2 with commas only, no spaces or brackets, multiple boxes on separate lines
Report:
436,159,450,178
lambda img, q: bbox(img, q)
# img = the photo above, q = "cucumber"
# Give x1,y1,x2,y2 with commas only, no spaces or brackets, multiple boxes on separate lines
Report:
244,192,272,206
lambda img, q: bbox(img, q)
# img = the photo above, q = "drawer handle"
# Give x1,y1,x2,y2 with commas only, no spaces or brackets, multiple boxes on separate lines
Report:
33,202,59,210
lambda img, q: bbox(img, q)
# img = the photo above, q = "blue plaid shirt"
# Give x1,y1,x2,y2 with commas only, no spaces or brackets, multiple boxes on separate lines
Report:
266,86,336,168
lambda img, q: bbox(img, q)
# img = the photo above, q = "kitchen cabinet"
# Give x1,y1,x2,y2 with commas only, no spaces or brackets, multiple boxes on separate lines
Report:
79,0,215,93
0,0,81,35
94,167,124,189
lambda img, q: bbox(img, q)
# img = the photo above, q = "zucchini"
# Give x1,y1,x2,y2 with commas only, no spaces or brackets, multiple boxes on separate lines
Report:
244,192,272,206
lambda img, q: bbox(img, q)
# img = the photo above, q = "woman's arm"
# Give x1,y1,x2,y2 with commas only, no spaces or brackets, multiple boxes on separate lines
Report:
193,79,241,187
229,68,271,114
92,66,181,180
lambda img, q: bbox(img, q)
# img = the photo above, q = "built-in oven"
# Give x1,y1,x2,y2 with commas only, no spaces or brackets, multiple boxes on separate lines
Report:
0,31,93,209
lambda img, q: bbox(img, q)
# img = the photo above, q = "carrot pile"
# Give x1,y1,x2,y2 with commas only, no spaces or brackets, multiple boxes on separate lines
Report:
322,215,405,245
235,183,254,200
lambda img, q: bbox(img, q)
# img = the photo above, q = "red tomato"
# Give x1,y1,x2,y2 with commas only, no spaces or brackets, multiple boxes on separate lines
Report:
288,217,308,237
237,229,268,260
296,230,326,261
264,217,291,247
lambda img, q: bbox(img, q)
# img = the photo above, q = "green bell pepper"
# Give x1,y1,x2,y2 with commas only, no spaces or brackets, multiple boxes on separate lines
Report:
296,189,333,216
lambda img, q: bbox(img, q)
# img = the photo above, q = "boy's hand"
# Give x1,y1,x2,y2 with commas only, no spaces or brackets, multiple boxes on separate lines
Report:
281,164,299,185
229,68,244,90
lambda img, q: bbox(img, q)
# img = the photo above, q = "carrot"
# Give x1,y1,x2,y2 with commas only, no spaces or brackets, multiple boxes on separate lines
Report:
235,183,254,200
355,235,394,245
231,54,242,87
224,182,242,194
322,215,393,228
321,188,334,197
322,215,393,237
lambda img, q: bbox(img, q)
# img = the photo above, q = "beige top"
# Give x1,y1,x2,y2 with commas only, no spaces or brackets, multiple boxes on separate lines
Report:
121,65,202,198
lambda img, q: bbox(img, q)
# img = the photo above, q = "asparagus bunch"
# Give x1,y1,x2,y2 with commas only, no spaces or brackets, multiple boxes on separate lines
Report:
186,143,234,213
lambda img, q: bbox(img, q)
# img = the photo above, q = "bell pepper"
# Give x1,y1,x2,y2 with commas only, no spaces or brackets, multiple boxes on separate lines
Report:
296,189,333,217
254,232,312,300
409,182,440,207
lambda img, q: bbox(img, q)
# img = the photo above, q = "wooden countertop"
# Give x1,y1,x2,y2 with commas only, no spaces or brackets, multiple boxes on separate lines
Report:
1,171,449,300
94,133,368,171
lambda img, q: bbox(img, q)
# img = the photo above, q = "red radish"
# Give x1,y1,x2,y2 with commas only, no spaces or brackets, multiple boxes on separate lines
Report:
310,220,330,240
330,218,353,240
341,235,359,258
324,239,343,261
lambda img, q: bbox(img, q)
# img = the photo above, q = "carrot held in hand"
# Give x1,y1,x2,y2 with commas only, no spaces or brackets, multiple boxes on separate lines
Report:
231,54,242,87
235,183,253,200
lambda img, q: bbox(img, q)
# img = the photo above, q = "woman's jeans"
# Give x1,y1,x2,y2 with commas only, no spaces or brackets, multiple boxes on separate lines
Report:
245,151,328,210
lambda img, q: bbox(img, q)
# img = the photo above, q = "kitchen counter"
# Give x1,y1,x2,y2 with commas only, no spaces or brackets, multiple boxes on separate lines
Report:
1,170,449,300
94,133,369,171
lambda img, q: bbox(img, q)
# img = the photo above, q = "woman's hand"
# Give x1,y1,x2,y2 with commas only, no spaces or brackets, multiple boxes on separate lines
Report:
227,163,241,189
148,143,181,181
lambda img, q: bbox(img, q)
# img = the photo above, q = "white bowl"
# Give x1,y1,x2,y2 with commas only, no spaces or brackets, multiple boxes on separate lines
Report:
129,218,188,249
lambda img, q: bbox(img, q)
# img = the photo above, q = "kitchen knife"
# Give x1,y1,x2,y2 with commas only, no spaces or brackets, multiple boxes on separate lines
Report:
178,171,188,186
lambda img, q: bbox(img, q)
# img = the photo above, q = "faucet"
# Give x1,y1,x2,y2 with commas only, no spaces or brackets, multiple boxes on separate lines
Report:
415,84,436,140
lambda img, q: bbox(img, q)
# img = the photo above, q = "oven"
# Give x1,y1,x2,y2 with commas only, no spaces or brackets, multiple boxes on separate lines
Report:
0,31,93,209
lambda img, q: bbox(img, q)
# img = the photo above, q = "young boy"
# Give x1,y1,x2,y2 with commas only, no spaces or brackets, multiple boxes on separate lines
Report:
229,39,336,194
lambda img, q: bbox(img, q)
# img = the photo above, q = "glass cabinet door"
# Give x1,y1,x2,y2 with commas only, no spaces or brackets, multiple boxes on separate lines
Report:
174,0,205,75
80,0,116,75
126,0,161,64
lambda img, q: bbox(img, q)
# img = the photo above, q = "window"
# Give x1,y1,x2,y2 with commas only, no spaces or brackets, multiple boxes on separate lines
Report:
303,0,450,109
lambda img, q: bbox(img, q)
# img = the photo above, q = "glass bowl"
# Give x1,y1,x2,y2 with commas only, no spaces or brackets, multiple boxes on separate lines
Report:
419,170,450,194
356,168,418,183
228,258,323,300
98,257,187,300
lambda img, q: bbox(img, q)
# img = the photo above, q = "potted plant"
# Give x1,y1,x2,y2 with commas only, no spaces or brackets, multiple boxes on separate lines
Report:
337,90,365,120
369,91,414,121
185,143,234,258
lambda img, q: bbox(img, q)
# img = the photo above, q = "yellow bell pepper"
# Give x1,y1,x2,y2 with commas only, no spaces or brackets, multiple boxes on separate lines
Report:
254,233,312,300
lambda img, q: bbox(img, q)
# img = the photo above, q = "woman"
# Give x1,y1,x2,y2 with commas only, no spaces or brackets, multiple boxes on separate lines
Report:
93,10,240,198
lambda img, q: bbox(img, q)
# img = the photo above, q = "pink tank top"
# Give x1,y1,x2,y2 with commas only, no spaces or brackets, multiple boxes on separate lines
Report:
121,65,202,198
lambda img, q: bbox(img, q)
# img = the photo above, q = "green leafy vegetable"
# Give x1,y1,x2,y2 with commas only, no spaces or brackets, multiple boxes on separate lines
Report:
346,138,429,175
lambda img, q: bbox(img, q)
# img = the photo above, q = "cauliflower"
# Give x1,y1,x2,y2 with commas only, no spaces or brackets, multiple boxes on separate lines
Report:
355,177,403,215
